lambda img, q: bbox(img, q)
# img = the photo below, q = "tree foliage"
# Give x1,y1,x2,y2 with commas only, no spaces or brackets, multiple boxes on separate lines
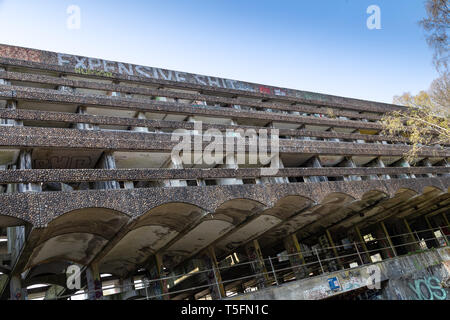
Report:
381,1,449,162
419,0,449,72
382,74,450,162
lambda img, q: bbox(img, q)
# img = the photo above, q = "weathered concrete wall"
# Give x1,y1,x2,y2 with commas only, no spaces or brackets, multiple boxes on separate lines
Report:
228,247,450,300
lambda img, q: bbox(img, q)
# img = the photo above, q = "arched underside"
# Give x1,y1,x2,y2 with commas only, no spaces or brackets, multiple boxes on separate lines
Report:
4,177,447,283
100,202,206,277
24,208,130,271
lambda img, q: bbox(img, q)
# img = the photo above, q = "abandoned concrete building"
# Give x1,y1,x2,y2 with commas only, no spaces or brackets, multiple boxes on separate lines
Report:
0,44,449,301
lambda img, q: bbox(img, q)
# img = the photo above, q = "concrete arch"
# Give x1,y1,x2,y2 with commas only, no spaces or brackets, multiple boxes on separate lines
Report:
38,191,136,227
24,208,130,272
26,232,109,270
37,207,130,245
99,202,207,277
0,214,30,228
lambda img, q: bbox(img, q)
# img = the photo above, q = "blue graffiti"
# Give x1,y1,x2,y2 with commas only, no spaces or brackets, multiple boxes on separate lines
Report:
408,276,447,300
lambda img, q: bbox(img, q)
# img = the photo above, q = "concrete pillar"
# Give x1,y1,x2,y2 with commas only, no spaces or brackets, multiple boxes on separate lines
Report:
132,112,149,132
18,150,41,193
365,157,390,180
425,216,441,247
327,128,341,142
257,156,289,184
216,153,243,185
380,222,397,257
354,226,371,263
145,253,168,300
442,213,450,227
9,275,27,300
304,156,328,182
403,219,421,251
199,247,225,299
339,157,362,181
283,234,307,280
244,240,269,290
396,159,416,179
162,156,188,187
422,158,435,178
86,263,103,300
325,229,344,269
0,100,18,126
75,106,95,130
0,67,9,85
118,277,135,293
94,152,120,190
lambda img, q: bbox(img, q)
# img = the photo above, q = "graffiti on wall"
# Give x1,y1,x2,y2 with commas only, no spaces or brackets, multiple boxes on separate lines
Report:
408,276,447,300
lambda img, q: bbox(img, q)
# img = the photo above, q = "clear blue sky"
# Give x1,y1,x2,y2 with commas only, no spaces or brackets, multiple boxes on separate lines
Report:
0,0,439,103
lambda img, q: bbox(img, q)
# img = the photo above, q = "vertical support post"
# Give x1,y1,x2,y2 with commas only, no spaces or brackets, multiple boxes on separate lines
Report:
94,151,120,190
314,248,324,274
244,239,269,289
268,257,279,286
9,275,27,300
439,226,449,246
442,213,450,227
425,216,440,247
206,246,225,299
145,253,168,300
283,234,306,280
380,222,397,257
354,226,371,263
403,219,421,251
325,229,344,269
86,262,103,300
354,242,364,266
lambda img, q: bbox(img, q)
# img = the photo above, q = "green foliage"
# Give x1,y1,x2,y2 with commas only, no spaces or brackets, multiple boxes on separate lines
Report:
382,74,449,162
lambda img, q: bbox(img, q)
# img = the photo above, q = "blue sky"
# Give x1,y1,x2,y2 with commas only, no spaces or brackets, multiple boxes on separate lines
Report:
0,0,438,103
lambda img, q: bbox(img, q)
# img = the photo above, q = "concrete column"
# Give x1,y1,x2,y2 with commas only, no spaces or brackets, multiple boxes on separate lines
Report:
380,222,397,257
327,128,341,142
304,156,328,182
18,150,41,193
325,229,344,269
145,253,168,300
258,156,289,184
354,226,371,263
132,112,149,132
118,277,135,293
425,216,441,247
396,159,415,179
422,158,435,178
216,153,243,185
0,165,5,194
75,106,95,130
200,247,225,299
365,157,390,180
0,67,9,85
9,275,27,300
162,156,188,187
94,152,120,190
339,157,361,181
244,240,269,290
442,213,449,227
403,219,421,251
283,234,307,280
0,100,18,126
86,263,103,300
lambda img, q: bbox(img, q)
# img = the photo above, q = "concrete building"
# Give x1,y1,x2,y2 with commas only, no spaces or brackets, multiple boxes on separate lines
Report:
0,44,448,300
